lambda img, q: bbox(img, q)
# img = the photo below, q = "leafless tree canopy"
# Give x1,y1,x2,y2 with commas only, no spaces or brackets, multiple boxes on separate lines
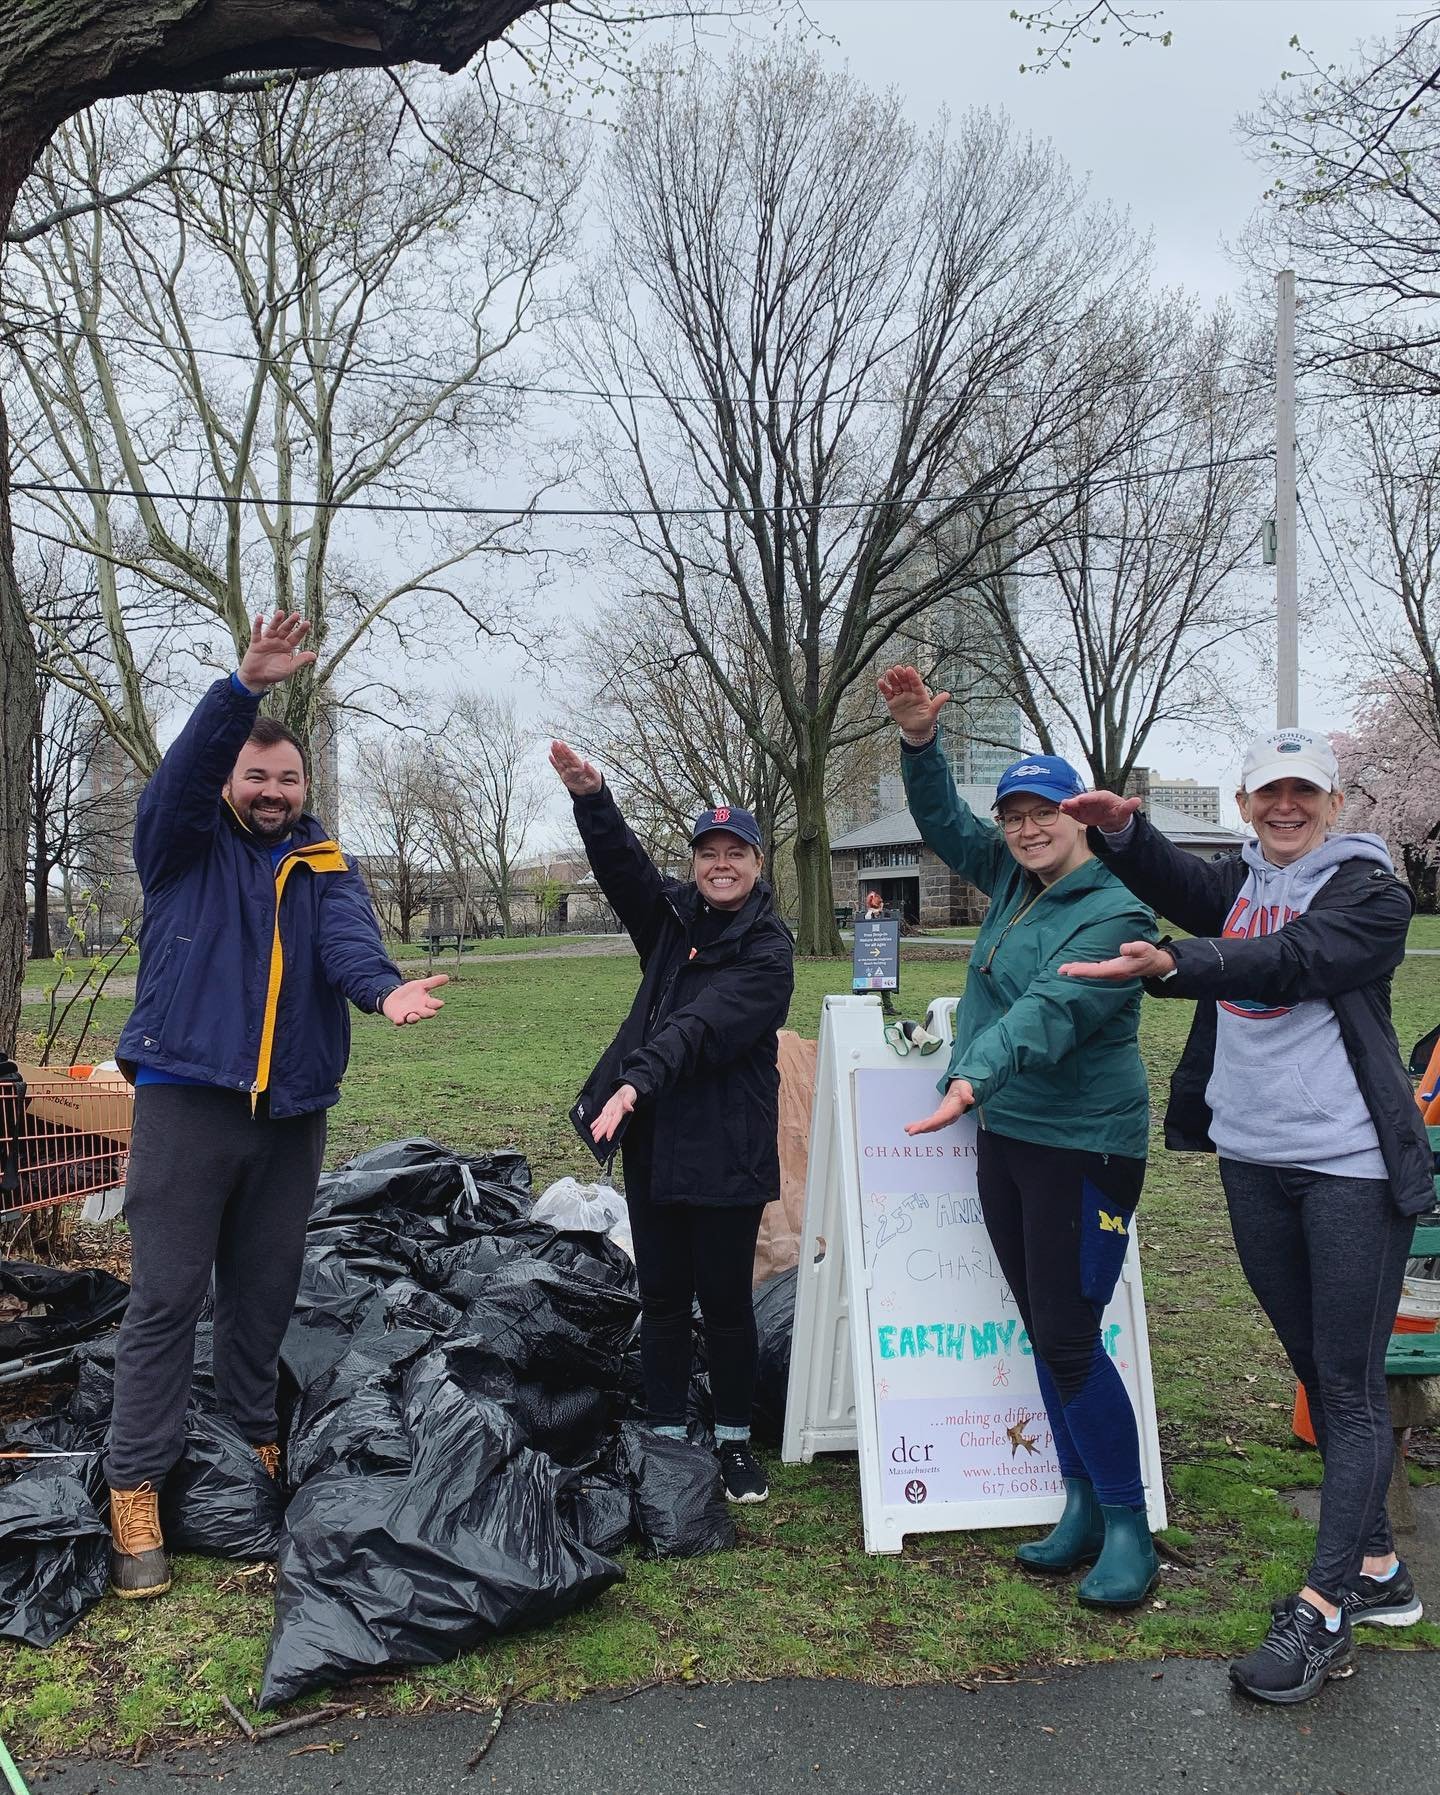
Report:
1241,15,1440,396
418,691,545,935
961,299,1270,791
570,44,1153,951
4,70,579,826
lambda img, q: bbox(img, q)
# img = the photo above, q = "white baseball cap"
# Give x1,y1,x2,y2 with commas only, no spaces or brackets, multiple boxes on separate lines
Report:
1239,727,1340,794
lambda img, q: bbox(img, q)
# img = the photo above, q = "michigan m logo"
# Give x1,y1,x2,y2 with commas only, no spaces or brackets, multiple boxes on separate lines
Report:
1098,1211,1127,1235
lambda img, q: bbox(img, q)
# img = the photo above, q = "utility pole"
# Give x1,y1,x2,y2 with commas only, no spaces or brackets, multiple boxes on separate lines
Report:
1275,268,1298,728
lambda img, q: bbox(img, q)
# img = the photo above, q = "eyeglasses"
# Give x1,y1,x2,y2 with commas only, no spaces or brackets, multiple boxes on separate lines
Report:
997,805,1060,832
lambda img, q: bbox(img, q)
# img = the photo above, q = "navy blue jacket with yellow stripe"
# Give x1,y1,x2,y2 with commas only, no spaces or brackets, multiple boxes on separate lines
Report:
116,678,404,1117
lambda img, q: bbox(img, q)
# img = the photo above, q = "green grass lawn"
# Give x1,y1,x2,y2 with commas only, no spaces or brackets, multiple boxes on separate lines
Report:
5,951,1440,1757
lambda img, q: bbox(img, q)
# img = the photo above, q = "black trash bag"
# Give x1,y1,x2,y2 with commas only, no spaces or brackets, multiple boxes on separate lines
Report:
560,1456,635,1557
750,1267,798,1446
0,1466,109,1647
431,1260,639,1391
65,1337,118,1428
443,1339,619,1466
284,1326,433,1487
259,1355,622,1708
308,1139,530,1230
0,1260,128,1361
161,1410,284,1560
617,1422,734,1560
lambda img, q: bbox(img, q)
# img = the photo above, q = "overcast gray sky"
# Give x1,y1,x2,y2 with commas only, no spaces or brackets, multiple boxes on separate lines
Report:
461,1,1412,832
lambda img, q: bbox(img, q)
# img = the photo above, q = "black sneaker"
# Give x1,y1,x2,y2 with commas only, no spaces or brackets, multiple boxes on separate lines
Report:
718,1441,768,1504
1343,1561,1423,1628
1229,1595,1354,1705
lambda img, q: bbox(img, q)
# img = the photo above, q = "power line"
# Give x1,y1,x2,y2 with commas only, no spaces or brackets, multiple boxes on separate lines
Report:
10,451,1273,522
0,309,1277,409
1294,458,1434,735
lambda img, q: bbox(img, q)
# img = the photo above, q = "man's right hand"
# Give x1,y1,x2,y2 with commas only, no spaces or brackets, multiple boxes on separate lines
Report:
1059,792,1143,833
877,664,950,741
237,610,317,692
550,740,602,796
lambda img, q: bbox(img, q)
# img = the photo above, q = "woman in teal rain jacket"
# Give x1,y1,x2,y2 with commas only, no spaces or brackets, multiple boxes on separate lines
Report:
878,664,1157,1607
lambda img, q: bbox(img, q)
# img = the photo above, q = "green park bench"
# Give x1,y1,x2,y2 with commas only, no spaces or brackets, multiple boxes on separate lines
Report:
1381,1137,1440,1530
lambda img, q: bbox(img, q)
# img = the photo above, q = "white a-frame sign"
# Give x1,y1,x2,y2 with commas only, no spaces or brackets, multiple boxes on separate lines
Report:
782,995,1166,1555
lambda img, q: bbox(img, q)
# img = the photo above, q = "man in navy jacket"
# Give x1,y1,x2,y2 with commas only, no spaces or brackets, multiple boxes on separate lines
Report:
107,610,447,1598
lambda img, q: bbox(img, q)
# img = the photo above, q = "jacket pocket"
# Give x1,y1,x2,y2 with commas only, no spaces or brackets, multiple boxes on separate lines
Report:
1288,1068,1334,1126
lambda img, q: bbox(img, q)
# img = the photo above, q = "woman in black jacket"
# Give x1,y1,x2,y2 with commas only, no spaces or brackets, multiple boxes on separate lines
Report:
551,741,795,1503
1059,726,1430,1707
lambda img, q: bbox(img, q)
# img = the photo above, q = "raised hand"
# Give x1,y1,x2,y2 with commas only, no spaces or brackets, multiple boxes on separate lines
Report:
877,664,950,742
549,740,603,797
904,1077,974,1136
1059,792,1142,832
1059,942,1175,982
590,1082,637,1144
382,973,448,1025
237,610,317,691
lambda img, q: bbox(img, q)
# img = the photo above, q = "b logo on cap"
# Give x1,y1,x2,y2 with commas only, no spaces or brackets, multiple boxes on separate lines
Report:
714,806,730,823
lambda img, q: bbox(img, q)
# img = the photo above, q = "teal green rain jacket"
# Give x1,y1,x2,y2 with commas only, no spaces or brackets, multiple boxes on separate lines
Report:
902,736,1153,1159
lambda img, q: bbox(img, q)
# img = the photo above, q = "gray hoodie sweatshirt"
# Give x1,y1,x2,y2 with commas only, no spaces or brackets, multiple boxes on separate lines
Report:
1205,832,1392,1179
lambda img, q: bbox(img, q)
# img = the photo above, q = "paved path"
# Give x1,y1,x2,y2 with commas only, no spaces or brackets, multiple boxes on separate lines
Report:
24,1654,1440,1795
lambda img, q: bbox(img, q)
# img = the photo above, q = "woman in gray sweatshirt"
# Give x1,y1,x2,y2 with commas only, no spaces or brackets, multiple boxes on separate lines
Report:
1059,726,1430,1709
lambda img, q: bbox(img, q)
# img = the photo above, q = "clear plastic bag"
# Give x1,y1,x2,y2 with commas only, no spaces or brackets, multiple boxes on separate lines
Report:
532,1177,633,1260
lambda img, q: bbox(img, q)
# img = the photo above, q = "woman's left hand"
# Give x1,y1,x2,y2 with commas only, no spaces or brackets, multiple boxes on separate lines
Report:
591,1082,638,1144
1059,941,1176,981
904,1078,975,1136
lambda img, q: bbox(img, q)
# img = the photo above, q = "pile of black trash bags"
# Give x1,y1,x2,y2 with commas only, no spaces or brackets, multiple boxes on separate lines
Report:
0,1140,798,1708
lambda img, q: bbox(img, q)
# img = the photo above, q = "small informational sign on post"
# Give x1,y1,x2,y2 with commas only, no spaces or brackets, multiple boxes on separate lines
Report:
852,918,900,992
783,996,1165,1553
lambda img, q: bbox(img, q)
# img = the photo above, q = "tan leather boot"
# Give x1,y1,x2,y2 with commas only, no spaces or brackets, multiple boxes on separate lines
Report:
252,1442,280,1480
108,1483,171,1598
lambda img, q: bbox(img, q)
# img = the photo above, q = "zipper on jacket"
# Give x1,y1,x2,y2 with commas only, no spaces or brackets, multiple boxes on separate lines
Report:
980,883,1044,976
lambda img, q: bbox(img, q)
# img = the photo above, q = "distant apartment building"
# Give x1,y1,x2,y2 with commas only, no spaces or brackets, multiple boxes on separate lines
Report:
1148,776,1221,824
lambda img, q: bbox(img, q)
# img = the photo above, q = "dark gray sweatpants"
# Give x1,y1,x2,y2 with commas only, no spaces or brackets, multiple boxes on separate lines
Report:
1219,1158,1413,1604
105,1085,326,1489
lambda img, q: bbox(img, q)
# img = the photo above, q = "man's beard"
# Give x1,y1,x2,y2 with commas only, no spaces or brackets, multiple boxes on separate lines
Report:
243,800,299,840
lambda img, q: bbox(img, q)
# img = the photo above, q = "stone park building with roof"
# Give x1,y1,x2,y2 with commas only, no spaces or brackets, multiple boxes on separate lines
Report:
830,767,1240,929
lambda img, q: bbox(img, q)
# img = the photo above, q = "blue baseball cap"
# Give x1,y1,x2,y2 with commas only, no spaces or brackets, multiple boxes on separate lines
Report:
691,804,763,850
993,754,1087,807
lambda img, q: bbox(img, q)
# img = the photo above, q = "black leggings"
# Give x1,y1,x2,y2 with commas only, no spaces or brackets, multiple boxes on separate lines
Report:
625,1191,766,1431
977,1129,1147,1507
1219,1159,1413,1604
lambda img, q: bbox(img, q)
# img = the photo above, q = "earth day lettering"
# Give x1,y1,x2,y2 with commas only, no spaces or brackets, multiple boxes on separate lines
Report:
876,1319,1124,1361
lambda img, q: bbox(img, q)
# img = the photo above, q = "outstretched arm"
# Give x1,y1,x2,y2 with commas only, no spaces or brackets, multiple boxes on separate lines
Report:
134,611,316,884
1064,796,1239,937
552,740,669,961
879,664,1009,893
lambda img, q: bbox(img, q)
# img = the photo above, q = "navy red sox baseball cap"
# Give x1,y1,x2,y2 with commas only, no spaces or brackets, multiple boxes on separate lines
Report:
993,754,1088,807
691,804,763,850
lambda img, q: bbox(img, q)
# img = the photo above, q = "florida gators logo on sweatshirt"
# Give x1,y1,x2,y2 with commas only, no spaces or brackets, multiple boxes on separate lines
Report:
1218,893,1298,1019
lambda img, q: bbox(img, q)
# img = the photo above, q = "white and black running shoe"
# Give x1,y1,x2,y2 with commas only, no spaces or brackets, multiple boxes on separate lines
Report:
718,1441,769,1504
1229,1595,1354,1705
1343,1561,1423,1628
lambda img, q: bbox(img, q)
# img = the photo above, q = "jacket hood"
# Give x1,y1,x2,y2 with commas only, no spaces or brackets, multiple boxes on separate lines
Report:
1239,831,1393,909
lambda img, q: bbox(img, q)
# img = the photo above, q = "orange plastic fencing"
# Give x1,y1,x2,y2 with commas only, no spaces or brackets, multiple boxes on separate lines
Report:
0,1066,132,1214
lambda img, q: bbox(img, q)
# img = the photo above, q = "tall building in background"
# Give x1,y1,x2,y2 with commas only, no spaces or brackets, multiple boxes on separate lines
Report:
1149,776,1221,824
931,576,1023,789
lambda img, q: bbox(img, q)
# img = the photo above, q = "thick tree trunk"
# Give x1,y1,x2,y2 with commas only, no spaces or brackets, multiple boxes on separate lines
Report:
30,791,53,961
791,753,842,958
0,0,544,1053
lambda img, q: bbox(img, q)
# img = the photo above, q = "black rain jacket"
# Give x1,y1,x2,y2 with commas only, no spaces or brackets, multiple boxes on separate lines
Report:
1089,814,1434,1217
571,784,795,1207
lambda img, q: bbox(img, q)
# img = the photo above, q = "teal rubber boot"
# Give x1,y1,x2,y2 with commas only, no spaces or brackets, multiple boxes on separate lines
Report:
1015,1476,1105,1574
1077,1503,1160,1609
